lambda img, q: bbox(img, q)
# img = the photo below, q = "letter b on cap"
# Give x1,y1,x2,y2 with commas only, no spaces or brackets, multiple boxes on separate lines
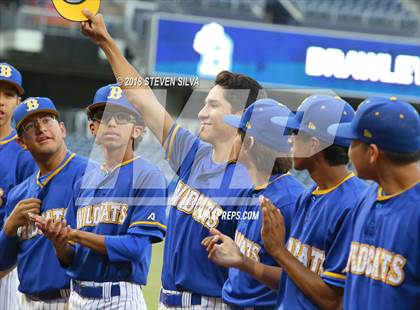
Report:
25,98,39,111
107,86,123,100
0,64,12,78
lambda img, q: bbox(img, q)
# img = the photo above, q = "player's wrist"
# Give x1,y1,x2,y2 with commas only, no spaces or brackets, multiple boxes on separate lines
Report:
3,221,17,237
270,247,287,263
237,252,250,270
98,32,113,48
68,228,79,242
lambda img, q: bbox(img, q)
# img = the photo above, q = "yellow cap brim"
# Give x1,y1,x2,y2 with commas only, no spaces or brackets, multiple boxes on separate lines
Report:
52,0,100,22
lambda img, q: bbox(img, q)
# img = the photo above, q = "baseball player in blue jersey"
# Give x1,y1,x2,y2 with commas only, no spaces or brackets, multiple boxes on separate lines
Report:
32,84,167,309
201,98,305,309
327,96,420,309
0,97,88,309
0,63,36,310
80,10,264,309
255,95,367,309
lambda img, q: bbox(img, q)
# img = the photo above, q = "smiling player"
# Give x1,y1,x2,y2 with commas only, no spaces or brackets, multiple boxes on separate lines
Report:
78,10,268,309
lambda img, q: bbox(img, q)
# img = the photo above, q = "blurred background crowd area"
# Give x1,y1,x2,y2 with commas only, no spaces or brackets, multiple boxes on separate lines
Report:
0,0,419,186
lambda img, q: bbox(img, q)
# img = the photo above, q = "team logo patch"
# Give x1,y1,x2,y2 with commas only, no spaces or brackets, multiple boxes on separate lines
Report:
25,98,39,111
51,0,101,22
107,86,123,100
308,121,317,130
363,129,372,139
0,64,12,77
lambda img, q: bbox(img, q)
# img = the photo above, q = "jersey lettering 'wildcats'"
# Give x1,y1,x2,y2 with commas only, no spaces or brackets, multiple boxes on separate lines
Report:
17,208,66,241
344,242,406,286
76,202,128,229
234,230,261,262
287,237,326,275
171,180,223,229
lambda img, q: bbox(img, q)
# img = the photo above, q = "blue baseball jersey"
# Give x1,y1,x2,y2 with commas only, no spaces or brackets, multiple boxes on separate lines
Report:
0,153,88,294
277,173,367,310
343,182,420,310
66,156,167,285
162,124,253,297
0,131,36,228
223,173,305,309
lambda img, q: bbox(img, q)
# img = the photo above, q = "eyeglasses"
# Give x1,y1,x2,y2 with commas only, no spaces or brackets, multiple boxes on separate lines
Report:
92,111,137,125
21,116,57,134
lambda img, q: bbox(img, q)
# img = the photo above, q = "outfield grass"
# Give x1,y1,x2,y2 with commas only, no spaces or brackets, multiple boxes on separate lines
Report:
143,242,164,309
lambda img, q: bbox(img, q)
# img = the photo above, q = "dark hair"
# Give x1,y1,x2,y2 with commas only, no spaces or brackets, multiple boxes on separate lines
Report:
293,131,349,166
239,130,292,175
357,142,419,166
322,144,350,166
383,150,420,165
132,126,146,150
215,71,266,113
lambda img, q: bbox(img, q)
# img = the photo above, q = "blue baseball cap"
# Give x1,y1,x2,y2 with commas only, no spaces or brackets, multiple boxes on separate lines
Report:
224,98,292,152
271,95,355,147
0,62,24,95
328,96,420,153
87,84,141,120
13,97,59,131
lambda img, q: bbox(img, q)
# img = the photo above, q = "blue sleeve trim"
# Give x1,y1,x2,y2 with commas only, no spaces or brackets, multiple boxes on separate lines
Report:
321,273,346,288
128,225,165,243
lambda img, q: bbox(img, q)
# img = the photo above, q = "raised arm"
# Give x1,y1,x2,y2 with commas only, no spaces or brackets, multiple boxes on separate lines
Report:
80,9,174,144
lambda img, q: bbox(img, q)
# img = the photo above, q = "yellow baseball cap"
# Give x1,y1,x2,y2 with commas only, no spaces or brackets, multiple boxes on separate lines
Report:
51,0,100,22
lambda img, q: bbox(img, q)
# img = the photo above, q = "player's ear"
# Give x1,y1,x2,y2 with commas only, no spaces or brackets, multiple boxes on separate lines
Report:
16,136,28,150
246,136,255,153
132,125,144,140
89,122,97,136
16,96,21,106
368,144,379,164
242,135,253,153
59,121,67,139
310,137,321,154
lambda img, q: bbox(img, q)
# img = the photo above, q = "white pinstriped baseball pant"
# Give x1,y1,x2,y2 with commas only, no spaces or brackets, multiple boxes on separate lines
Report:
69,281,146,310
0,268,21,310
158,288,228,310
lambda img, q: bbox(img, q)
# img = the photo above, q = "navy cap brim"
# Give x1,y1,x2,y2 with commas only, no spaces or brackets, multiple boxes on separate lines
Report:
327,123,358,140
271,116,300,130
223,115,242,129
